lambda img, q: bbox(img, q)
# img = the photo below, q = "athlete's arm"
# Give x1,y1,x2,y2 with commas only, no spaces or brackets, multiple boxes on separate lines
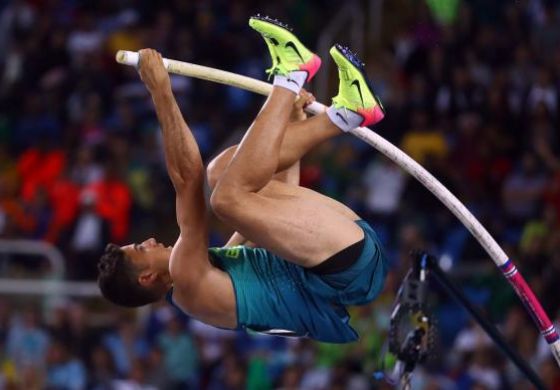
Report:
138,49,207,264
139,49,236,327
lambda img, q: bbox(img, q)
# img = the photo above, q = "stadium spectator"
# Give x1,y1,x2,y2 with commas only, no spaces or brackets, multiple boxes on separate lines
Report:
157,315,199,388
45,339,87,390
6,308,50,372
102,318,149,377
88,345,117,390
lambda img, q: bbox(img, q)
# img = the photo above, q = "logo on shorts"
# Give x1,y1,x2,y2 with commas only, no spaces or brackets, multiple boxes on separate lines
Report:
210,247,242,259
224,248,241,259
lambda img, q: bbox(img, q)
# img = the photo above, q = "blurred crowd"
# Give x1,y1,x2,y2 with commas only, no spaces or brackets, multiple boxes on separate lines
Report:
1,0,560,388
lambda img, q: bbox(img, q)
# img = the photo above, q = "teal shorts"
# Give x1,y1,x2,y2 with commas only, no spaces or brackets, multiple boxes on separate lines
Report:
203,220,388,343
301,220,388,306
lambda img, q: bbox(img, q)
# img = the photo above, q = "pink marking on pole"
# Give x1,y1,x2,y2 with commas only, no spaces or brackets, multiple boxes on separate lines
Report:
543,325,560,342
546,332,560,343
499,260,514,274
502,261,559,343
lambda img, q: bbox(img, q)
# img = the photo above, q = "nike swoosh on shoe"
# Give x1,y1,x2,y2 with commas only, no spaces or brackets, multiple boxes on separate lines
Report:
350,79,365,107
285,41,305,63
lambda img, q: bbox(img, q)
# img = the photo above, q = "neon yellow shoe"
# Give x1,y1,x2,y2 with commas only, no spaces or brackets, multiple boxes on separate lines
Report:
330,44,385,127
249,15,321,82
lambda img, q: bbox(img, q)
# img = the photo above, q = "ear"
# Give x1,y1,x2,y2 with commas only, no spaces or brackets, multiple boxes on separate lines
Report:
138,270,158,287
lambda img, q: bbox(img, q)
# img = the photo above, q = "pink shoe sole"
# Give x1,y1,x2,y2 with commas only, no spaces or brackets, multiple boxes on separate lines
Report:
299,54,322,82
357,105,385,127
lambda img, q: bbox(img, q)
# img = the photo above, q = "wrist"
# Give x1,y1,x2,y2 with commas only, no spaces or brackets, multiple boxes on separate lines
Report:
150,84,173,100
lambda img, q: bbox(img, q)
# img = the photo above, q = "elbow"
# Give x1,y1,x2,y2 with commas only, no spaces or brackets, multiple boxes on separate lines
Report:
169,167,204,190
169,172,187,188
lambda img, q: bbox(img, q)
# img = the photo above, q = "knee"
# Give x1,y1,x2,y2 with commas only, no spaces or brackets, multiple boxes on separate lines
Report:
206,159,222,191
210,181,243,221
206,146,237,191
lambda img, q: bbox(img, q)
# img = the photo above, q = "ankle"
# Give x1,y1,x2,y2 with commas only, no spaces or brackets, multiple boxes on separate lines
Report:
326,105,364,132
273,71,307,94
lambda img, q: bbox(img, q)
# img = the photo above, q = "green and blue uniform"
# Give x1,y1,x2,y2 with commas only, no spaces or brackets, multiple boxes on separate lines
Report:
168,220,387,343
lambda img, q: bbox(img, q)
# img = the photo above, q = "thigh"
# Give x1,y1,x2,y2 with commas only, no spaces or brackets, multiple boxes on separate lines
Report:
224,180,364,268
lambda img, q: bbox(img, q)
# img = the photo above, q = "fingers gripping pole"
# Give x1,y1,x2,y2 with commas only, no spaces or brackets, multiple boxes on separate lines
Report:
116,50,560,365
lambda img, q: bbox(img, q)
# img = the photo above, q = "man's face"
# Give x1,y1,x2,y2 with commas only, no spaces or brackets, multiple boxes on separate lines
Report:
121,238,172,283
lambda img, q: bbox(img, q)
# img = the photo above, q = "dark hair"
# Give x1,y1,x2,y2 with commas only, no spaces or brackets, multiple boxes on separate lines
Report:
97,243,162,307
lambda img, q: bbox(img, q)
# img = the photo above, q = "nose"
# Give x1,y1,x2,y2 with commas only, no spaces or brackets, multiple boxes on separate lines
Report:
144,238,157,247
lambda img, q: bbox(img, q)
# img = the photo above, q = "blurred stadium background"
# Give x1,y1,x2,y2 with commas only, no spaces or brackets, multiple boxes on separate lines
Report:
1,0,560,389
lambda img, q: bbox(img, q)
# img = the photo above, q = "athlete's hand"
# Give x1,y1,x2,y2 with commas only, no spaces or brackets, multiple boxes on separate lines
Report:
138,49,171,95
291,88,315,122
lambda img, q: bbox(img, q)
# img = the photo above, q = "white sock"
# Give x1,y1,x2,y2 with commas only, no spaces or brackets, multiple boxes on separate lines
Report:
273,71,307,94
326,105,364,132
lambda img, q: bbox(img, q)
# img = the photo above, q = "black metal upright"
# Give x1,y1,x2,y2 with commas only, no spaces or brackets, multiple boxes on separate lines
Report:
419,253,546,390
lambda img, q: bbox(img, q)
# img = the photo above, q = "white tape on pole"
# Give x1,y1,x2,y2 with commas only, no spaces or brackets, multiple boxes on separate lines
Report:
116,50,560,365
